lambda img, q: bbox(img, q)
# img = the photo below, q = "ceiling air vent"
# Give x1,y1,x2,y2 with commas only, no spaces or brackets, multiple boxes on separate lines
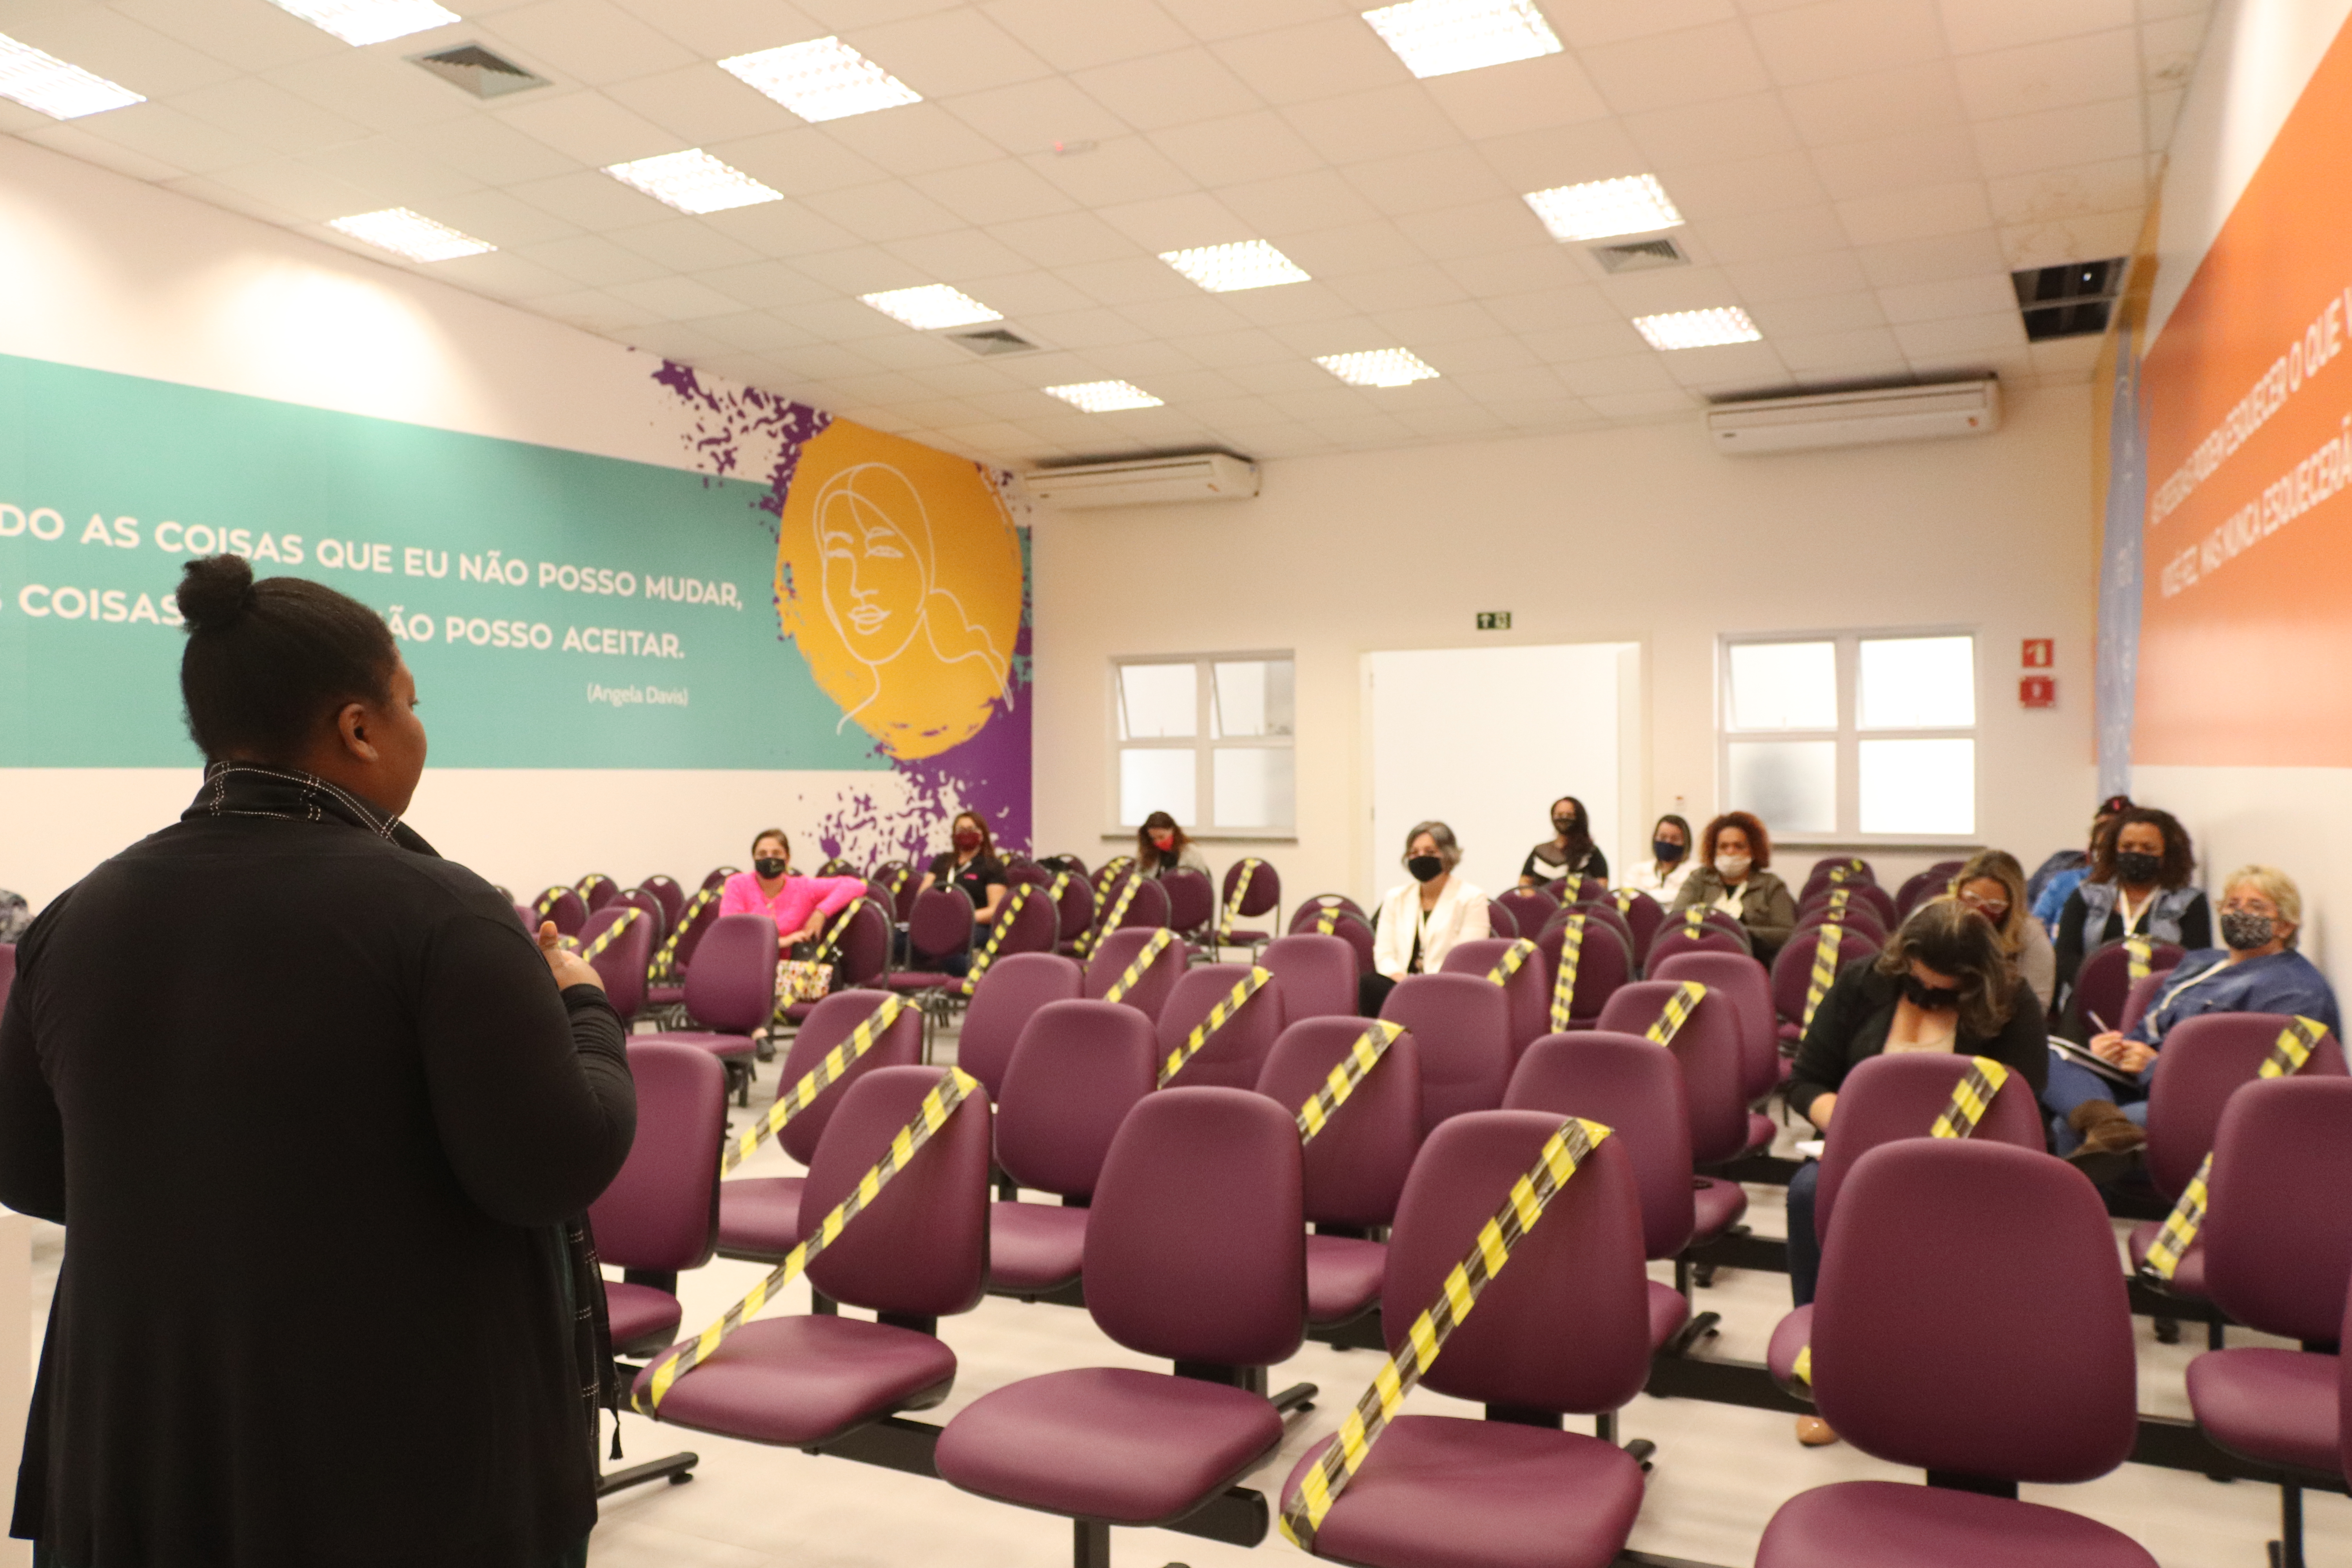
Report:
2012,257,2124,341
410,44,551,100
1590,236,1690,273
947,328,1040,357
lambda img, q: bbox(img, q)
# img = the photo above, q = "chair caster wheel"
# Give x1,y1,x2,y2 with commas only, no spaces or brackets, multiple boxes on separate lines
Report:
1692,1264,1717,1289
2153,1316,2181,1345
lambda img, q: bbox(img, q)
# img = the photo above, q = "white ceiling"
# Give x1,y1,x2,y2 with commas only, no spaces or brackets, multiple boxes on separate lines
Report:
0,0,2209,466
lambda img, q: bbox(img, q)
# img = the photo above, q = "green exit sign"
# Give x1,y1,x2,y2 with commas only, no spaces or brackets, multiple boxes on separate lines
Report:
1476,611,1512,630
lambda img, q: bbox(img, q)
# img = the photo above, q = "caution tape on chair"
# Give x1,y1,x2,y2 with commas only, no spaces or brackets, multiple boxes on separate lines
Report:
1219,858,1263,944
722,995,910,1174
1645,980,1708,1046
651,886,721,982
809,896,867,965
533,885,569,918
2125,934,2154,983
956,884,1038,997
1279,1116,1613,1552
1293,1021,1405,1144
577,873,610,903
1549,914,1588,1033
639,1065,980,1414
1159,967,1272,1085
578,906,642,963
1483,938,1537,989
1077,871,1142,958
2141,1015,2327,1281
1612,887,1635,915
1314,906,1343,936
1101,927,1176,1005
1802,922,1844,1033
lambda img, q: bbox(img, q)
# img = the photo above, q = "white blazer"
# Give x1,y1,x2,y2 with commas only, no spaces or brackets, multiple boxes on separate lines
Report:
1372,876,1491,979
1619,860,1694,902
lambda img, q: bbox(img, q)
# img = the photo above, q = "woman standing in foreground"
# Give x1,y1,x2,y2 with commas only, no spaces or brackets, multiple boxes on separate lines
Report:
0,557,637,1568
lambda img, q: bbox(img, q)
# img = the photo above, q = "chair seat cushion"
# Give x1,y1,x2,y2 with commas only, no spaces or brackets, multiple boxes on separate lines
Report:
1306,1234,1387,1326
886,972,954,992
1692,1177,1749,1243
1757,1480,2157,1568
603,1281,681,1355
1744,1111,1776,1155
987,1201,1087,1293
2125,1221,2205,1299
1767,1305,1812,1391
633,1316,957,1448
937,1367,1281,1525
2185,1348,2342,1474
1778,1020,1801,1042
1647,1279,1690,1352
647,984,685,1007
1281,1414,1645,1568
640,1029,757,1059
717,1176,806,1259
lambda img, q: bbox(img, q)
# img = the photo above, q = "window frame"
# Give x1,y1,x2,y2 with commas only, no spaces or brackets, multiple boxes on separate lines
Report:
1108,650,1298,841
1716,626,1982,847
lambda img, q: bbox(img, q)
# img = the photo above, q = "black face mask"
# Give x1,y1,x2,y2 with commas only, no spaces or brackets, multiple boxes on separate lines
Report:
754,857,788,878
1407,854,1445,884
1653,838,1685,864
1900,973,1964,1011
1552,817,1577,837
2113,849,2162,885
2221,909,2276,951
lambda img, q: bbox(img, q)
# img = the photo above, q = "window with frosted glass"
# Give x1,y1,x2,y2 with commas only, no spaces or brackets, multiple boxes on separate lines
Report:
1858,637,1975,729
1726,740,1837,834
1726,641,1837,731
1859,739,1974,834
1118,662,1196,739
1112,654,1293,833
1120,748,1195,827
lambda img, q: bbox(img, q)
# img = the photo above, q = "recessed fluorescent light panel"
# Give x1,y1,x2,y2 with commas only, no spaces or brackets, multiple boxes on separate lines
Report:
858,285,1003,330
720,37,921,122
1317,348,1441,388
263,0,460,47
328,208,494,263
1633,307,1763,350
1524,174,1684,243
1045,381,1163,413
0,32,143,119
1361,0,1561,79
1159,240,1310,293
602,150,783,215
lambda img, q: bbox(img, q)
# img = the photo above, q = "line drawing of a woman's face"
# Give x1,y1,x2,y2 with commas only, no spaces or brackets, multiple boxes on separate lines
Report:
817,467,927,666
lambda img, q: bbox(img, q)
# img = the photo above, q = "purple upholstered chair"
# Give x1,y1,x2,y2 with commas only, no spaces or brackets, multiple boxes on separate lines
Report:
873,860,918,923
1258,1018,1423,1328
1757,1140,2150,1568
2185,1078,2352,1568
1595,980,1747,1167
1260,934,1358,1023
886,886,975,1008
640,875,685,932
2069,938,2186,1039
1801,855,1877,897
577,904,655,1024
1534,918,1633,1029
714,990,924,1263
1494,887,1558,944
1771,924,1882,1043
1791,906,1890,953
1162,868,1217,942
1892,863,1963,918
2118,966,2176,1037
988,1000,1158,1297
1800,881,1898,932
1290,893,1368,930
532,885,588,937
1215,856,1283,956
1278,1110,1652,1568
1380,972,1513,1136
952,953,1082,1102
592,1041,727,1359
779,899,895,1027
1644,918,1753,968
1765,1053,2045,1392
1440,937,1546,1065
938,1088,1305,1568
1299,908,1377,978
640,914,778,1103
613,886,668,946
1652,949,1781,1154
1052,871,1097,954
699,866,735,893
1159,963,1287,1090
635,1065,990,1448
1486,903,1519,939
1082,926,1184,1021
1101,872,1172,933
575,873,621,913
644,886,725,1015
1610,889,1665,970
1553,899,1635,960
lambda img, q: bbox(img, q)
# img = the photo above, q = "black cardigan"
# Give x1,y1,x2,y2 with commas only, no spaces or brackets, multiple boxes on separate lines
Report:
0,801,635,1567
1788,959,2049,1126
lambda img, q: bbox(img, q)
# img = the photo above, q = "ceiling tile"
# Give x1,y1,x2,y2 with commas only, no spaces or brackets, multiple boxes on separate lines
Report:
930,268,1099,314
1596,263,1746,315
610,0,828,57
1214,169,1385,235
943,78,1132,154
404,116,581,187
515,234,675,287
790,243,932,292
1370,299,1506,344
1024,136,1200,204
820,103,1002,176
1744,290,1889,334
2029,333,2105,373
1472,119,1653,191
1655,337,1787,384
1782,62,1969,145
1339,146,1514,216
76,105,269,176
1875,272,2016,321
1938,0,2135,55
1517,318,1651,359
1998,207,2141,266
907,158,1081,223
1970,98,2144,176
111,0,345,71
296,138,481,207
486,0,702,84
1050,255,1204,303
1158,0,1362,48
429,251,579,301
698,200,866,256
1410,335,1543,372
1283,85,1464,165
690,260,839,309
1091,191,1252,250
985,210,1150,269
849,9,1059,97
1480,283,1624,331
1217,278,1363,325
802,180,970,241
7,9,245,98
165,79,374,156
1269,219,1428,278
527,288,665,334
880,226,1037,278
1853,228,2007,286
1667,151,1831,220
1437,244,1588,298
494,93,686,169
1541,0,1742,50
1010,305,1157,346
1069,48,1265,129
1835,179,1993,245
261,52,481,135
603,218,766,272
707,127,891,195
1810,127,1982,199
202,158,380,223
1175,326,1298,365
1209,18,1405,105
1324,264,1471,312
12,122,187,183
606,276,759,321
2141,13,2210,87
1449,364,1572,401
1891,310,2029,356
602,68,798,148
1420,52,1611,140
1621,93,1802,168
980,0,1197,71
1724,245,1873,298
1773,324,1905,368
1751,0,1947,84
1557,354,1682,395
1392,199,1551,261
506,169,677,230
1953,30,2141,120
1150,110,1328,185
1696,202,1856,262
1984,156,2149,225
1579,23,1774,114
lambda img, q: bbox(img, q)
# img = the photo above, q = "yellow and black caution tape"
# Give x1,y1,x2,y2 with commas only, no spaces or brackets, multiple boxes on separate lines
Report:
1159,966,1272,1085
1825,858,1864,885
1483,937,1537,987
1645,980,1707,1046
639,1065,979,1414
1314,906,1344,936
1094,856,1135,894
2142,1014,2327,1280
956,884,1038,997
1824,886,1851,917
722,994,910,1174
1802,921,1844,1033
651,885,722,982
577,873,611,905
533,884,571,918
1077,870,1142,958
1548,913,1588,1033
1612,887,1635,915
1278,1116,1613,1550
883,864,911,906
579,906,642,964
1102,927,1176,1004
809,897,867,964
1219,858,1263,944
1294,1021,1405,1143
2125,934,2154,983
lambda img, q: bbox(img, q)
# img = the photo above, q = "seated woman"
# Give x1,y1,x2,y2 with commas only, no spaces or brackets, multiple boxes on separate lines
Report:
2043,864,2341,1174
1360,821,1490,1016
719,829,867,950
1619,813,1694,902
1951,849,2056,1012
1519,796,1608,890
2053,805,2211,998
1133,810,1211,880
917,811,1008,973
1668,810,1798,963
1784,897,2048,1447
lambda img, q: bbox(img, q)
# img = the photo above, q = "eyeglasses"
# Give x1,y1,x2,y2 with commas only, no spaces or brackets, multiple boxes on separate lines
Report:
1958,893,2009,919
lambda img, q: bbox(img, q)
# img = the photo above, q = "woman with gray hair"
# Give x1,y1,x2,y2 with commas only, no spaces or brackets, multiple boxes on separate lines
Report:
1359,820,1491,1015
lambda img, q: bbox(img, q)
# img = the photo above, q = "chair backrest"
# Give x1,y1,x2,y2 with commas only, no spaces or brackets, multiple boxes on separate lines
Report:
1594,980,1746,1165
1384,1111,1650,1416
1801,882,1898,931
1650,949,1778,1102
1610,888,1665,968
679,914,779,1034
1220,856,1282,921
670,885,725,972
534,885,588,937
641,875,685,930
1081,926,1185,1020
1158,964,1288,1090
700,866,735,891
1792,905,1890,948
1543,876,1609,905
576,873,621,913
1054,871,1096,942
1379,972,1513,1135
906,886,976,964
1304,908,1378,976
1895,862,1966,917
1505,1032,1693,1260
955,953,1084,1100
1161,868,1216,936
1534,917,1633,1025
1005,862,1057,891
773,990,926,1164
1438,937,1546,1062
885,862,922,922
980,883,1058,964
801,1065,991,1318
1801,856,1878,902
1493,888,1559,943
1770,927,1882,1032
1554,899,1635,959
2203,1077,2352,1345
995,999,1158,1196
1113,873,1171,931
1485,902,1519,939
587,1040,726,1272
1814,1140,2138,1484
2117,965,2175,1035
832,899,893,987
1084,1087,1306,1368
1813,1052,2047,1240
2144,1012,2350,1198
1645,921,1753,968
2069,938,2187,1037
578,905,654,1021
1259,934,1357,1022
615,887,668,946
1289,893,1367,930
1256,1018,1423,1227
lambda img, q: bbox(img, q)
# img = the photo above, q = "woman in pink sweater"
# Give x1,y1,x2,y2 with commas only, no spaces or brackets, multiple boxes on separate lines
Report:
719,829,866,949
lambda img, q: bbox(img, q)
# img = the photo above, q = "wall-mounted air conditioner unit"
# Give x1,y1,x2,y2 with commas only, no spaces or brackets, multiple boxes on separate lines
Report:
1022,452,1260,508
1705,379,2001,455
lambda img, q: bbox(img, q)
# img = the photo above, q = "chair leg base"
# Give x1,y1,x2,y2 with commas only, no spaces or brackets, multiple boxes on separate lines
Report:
1623,1437,1657,1472
597,1450,699,1496
1075,1518,1110,1568
1270,1382,1317,1416
1664,1311,1722,1357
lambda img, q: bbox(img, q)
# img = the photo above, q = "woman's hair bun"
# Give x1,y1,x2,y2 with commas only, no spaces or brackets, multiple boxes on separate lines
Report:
176,554,258,633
